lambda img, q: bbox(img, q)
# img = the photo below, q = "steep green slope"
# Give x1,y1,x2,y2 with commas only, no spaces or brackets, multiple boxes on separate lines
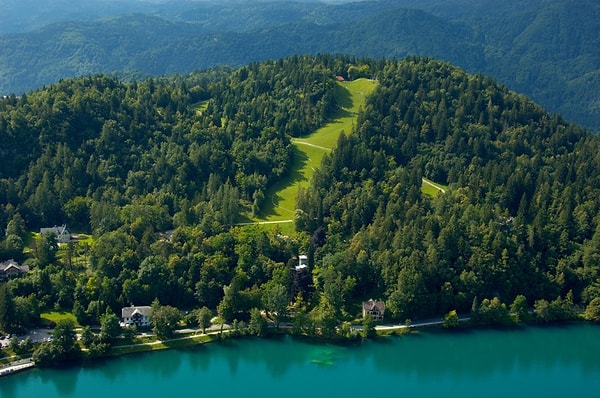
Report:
298,57,600,320
0,55,340,230
253,78,378,224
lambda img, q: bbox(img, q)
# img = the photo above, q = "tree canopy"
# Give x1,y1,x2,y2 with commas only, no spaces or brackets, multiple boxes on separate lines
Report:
0,55,598,342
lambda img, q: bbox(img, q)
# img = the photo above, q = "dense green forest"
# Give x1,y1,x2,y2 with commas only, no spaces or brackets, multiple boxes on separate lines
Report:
1,56,600,350
298,58,600,322
0,0,598,131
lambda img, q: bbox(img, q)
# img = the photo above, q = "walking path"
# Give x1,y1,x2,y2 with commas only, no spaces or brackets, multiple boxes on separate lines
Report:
234,219,294,226
291,139,332,152
0,359,34,377
375,315,470,330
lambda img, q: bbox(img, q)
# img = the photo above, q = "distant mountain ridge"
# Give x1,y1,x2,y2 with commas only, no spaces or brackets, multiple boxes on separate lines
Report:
0,0,598,131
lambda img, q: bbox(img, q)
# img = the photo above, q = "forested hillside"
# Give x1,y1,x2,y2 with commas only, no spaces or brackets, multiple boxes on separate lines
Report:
298,57,600,322
0,55,340,232
0,0,598,131
1,56,600,341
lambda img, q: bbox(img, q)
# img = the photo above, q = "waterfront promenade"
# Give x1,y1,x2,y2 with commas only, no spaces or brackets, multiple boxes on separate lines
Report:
0,359,34,377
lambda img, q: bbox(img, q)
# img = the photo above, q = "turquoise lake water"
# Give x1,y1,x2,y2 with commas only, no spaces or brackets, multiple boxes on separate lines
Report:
2,324,600,398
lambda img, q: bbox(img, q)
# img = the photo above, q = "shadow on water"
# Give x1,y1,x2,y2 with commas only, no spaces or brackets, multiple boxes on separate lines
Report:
131,325,600,382
8,361,83,398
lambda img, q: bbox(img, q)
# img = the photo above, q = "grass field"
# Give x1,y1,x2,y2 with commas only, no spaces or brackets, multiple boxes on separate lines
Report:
421,177,448,197
250,78,378,224
40,311,80,327
194,100,209,115
243,78,447,227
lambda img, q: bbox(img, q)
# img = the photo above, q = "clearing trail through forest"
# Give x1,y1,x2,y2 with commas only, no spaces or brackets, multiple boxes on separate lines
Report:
249,78,378,226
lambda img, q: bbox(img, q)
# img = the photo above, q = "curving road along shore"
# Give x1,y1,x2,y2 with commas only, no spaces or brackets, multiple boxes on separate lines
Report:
375,315,470,330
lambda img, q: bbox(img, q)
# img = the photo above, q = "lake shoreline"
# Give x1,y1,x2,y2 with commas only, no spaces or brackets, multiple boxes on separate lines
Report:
3,315,595,379
4,322,600,397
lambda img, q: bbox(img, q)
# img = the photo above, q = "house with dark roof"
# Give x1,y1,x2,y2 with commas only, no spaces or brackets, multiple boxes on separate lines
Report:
362,299,385,321
40,224,71,243
0,259,29,281
121,305,151,327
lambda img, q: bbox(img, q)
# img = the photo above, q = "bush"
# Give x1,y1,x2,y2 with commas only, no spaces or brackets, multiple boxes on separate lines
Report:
443,310,459,328
472,297,511,325
584,297,600,323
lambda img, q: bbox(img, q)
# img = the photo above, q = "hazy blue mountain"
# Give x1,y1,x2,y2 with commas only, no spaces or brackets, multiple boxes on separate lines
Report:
0,8,482,91
0,0,150,34
0,0,597,130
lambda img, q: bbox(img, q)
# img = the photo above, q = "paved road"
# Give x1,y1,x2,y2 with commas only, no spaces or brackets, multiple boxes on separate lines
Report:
375,315,470,330
114,324,231,350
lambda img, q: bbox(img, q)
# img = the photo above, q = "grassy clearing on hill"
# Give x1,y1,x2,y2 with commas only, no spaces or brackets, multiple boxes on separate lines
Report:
194,100,209,115
249,78,378,225
421,177,448,197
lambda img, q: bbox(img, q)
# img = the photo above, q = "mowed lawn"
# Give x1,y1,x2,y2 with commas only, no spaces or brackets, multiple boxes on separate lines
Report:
252,78,378,223
421,177,448,197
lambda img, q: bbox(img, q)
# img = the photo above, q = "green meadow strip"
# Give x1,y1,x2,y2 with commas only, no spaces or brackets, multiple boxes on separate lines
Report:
252,78,378,224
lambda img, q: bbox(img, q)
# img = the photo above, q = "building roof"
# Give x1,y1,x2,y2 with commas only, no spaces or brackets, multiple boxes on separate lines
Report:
121,305,151,319
362,299,385,312
40,225,72,243
40,224,69,235
0,259,28,273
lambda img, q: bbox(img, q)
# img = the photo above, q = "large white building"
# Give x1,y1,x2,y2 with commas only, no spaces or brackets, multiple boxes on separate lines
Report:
121,305,151,327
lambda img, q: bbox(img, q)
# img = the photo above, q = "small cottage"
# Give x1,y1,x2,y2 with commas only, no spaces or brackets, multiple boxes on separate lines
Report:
0,259,29,281
40,224,71,243
362,299,385,321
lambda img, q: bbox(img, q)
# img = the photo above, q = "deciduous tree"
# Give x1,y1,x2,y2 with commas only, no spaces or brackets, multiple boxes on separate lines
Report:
150,300,181,340
510,295,529,323
584,297,600,323
248,307,268,337
196,306,213,334
262,282,288,328
443,309,460,328
99,309,122,343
